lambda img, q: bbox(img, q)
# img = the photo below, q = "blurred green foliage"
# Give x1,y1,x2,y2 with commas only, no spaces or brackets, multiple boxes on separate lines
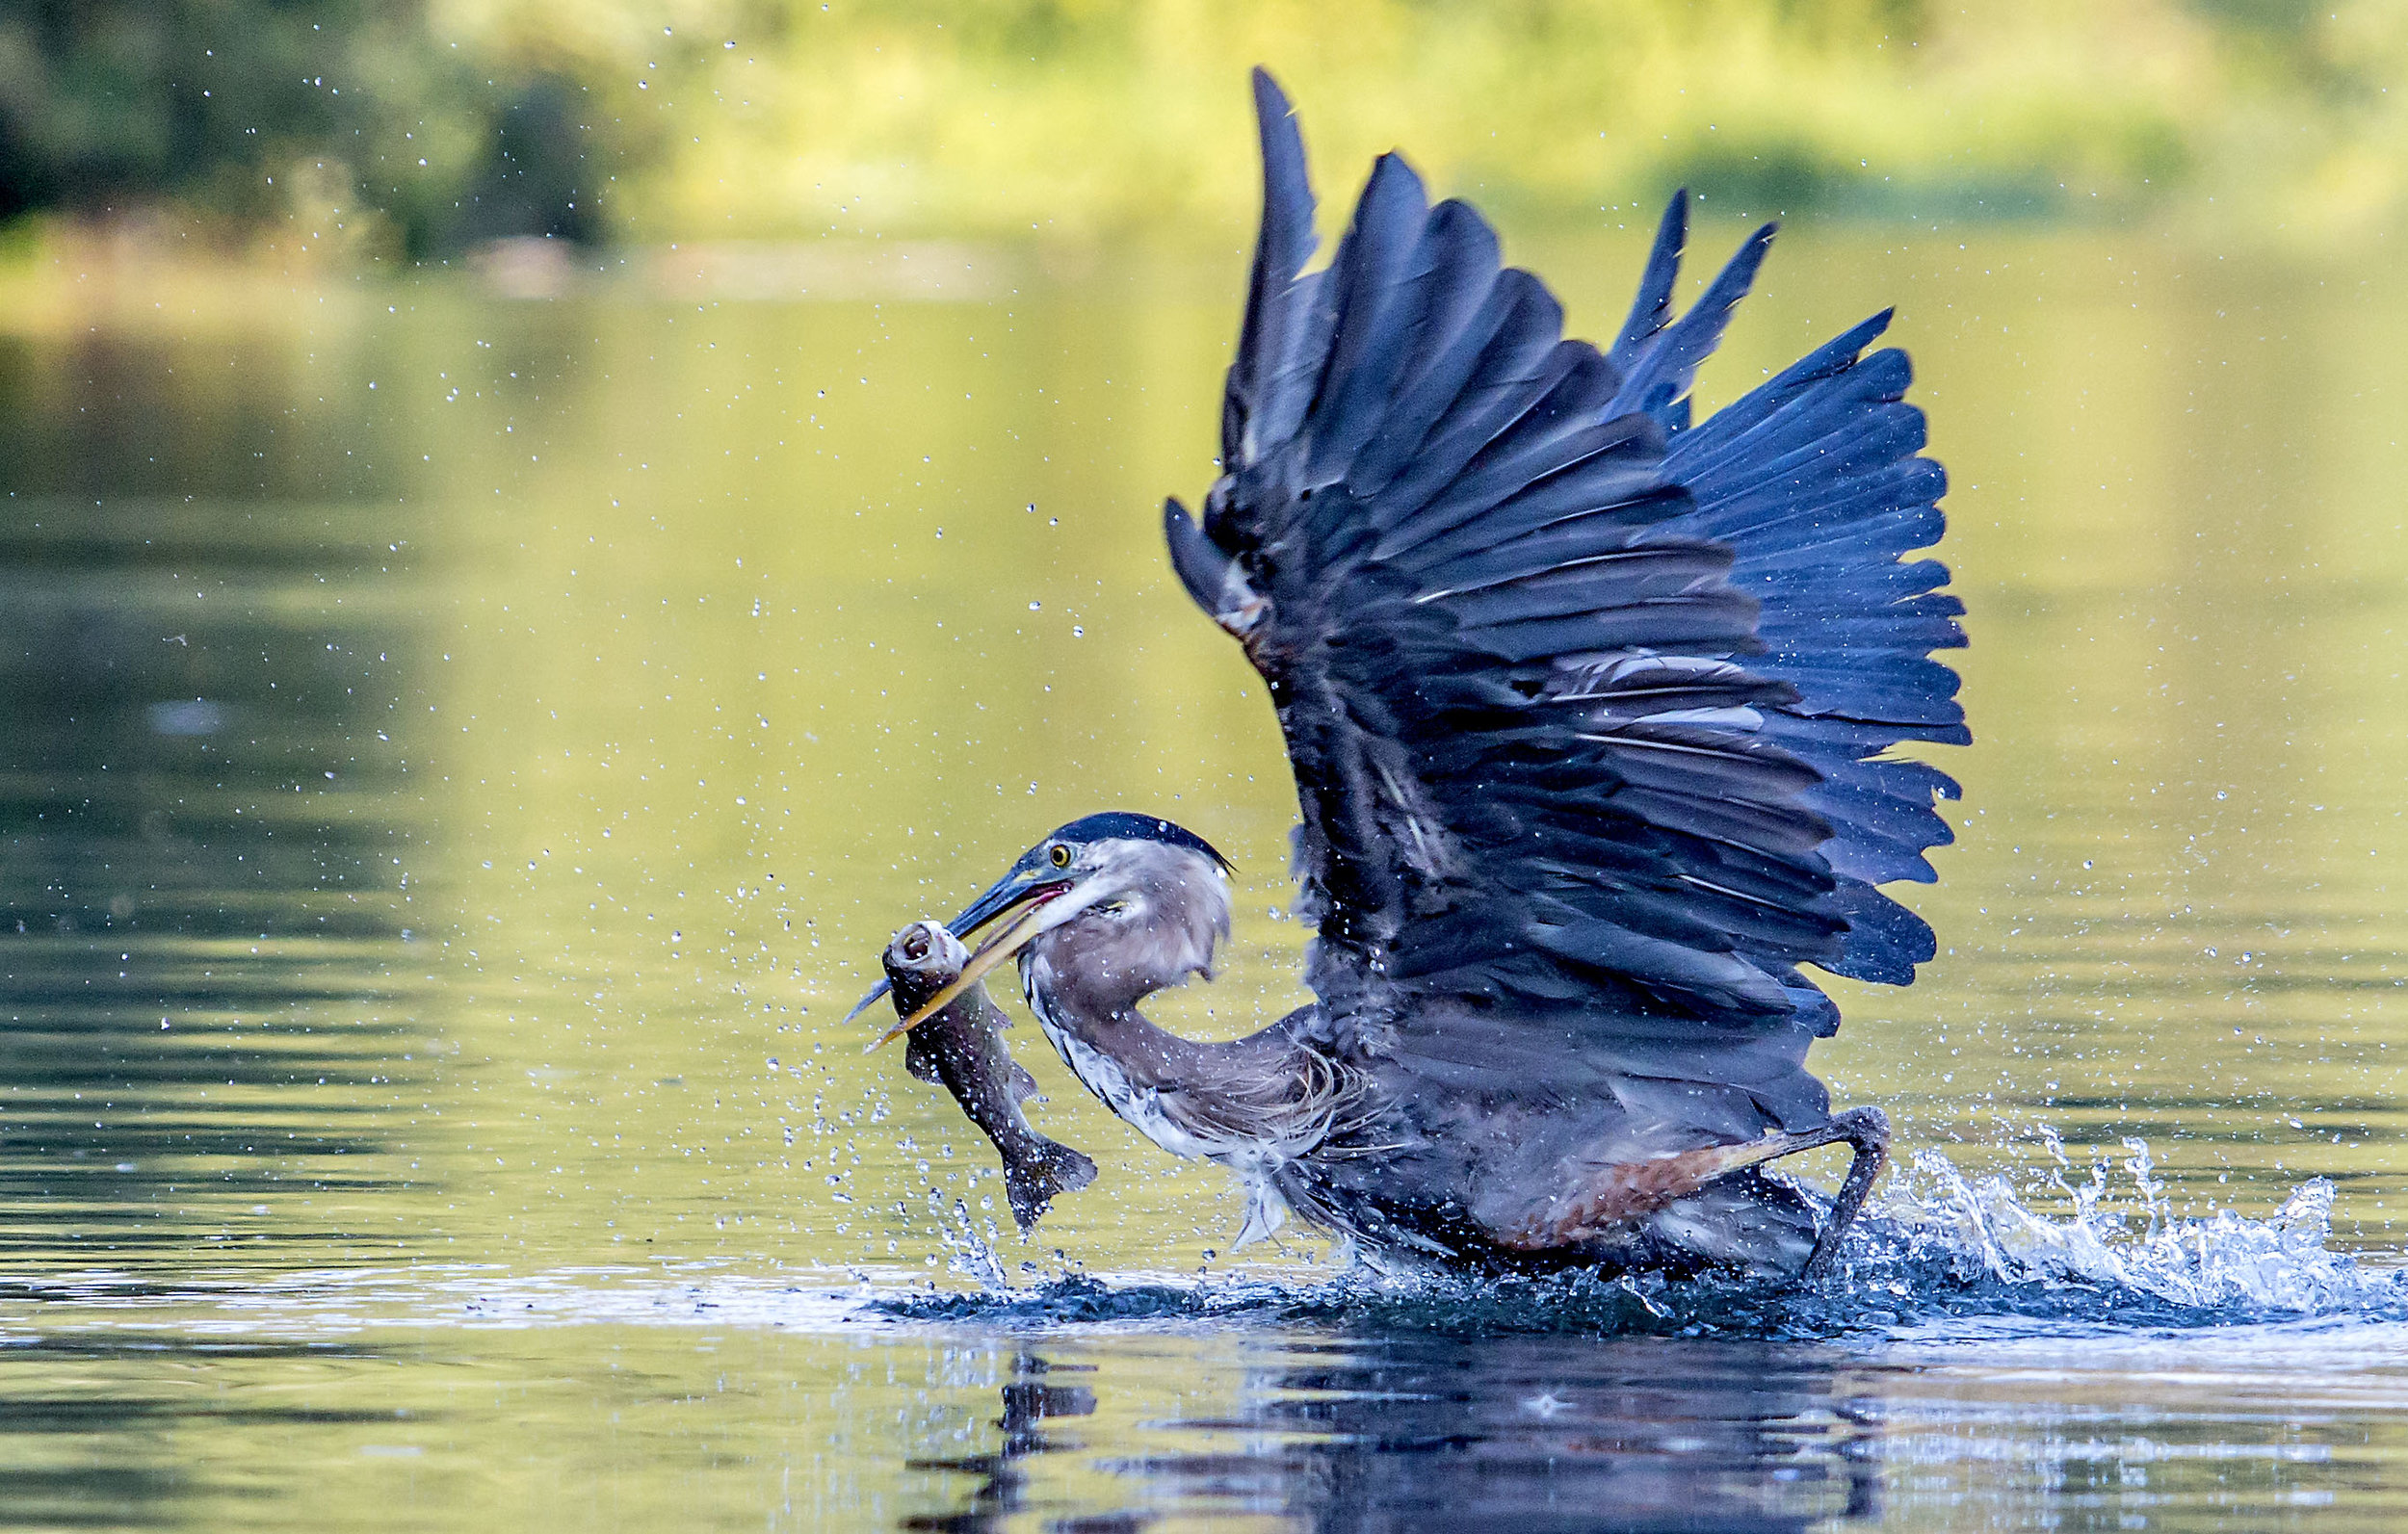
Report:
6,0,2408,250
0,0,607,255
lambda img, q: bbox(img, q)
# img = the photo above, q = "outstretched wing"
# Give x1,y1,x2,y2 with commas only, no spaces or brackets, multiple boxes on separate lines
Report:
1165,71,1963,1066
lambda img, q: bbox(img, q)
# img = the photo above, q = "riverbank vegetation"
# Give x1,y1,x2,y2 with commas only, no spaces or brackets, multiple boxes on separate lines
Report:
3,0,2403,259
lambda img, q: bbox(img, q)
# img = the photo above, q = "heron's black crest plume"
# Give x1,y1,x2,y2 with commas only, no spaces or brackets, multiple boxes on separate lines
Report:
1045,812,1234,872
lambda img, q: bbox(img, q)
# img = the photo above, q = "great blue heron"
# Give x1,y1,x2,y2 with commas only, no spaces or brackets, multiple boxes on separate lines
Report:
853,71,1964,1280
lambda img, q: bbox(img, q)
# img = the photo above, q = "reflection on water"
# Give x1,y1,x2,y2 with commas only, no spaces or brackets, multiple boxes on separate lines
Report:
0,1275,2401,1531
0,1334,406,1531
0,222,2406,1526
916,1336,1877,1533
0,338,437,1269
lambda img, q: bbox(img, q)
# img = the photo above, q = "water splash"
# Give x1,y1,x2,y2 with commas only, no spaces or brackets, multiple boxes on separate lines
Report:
923,1186,1009,1289
10,1136,2389,1342
877,1135,2408,1338
1871,1138,2400,1316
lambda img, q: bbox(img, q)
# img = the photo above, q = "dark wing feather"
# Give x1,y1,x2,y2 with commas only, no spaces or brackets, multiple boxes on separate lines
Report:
1654,307,1968,983
1176,71,1963,1081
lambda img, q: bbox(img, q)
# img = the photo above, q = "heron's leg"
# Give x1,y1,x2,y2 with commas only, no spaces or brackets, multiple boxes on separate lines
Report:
1499,1106,1892,1262
1799,1106,1889,1279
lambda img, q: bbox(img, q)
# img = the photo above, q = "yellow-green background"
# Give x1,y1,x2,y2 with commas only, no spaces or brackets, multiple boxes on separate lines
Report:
4,8,2408,1529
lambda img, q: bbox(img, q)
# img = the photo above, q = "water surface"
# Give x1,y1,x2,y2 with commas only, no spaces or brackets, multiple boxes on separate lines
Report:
2,222,2407,1526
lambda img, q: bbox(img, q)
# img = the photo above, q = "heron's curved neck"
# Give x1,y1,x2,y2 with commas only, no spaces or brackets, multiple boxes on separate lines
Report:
1020,951,1313,1118
1022,961,1256,1086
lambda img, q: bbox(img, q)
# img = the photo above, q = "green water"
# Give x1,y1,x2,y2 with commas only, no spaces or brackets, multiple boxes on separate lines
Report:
3,221,2408,1528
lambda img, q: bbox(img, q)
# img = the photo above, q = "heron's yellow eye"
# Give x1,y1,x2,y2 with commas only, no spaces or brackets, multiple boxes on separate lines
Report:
1049,843,1071,869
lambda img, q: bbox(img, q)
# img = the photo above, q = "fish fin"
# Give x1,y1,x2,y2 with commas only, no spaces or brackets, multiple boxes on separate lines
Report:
1008,1059,1040,1104
1003,1139,1099,1231
902,1032,942,1085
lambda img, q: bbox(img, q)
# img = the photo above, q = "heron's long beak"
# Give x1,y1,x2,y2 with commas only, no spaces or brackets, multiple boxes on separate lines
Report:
864,890,1067,1051
845,858,1075,1032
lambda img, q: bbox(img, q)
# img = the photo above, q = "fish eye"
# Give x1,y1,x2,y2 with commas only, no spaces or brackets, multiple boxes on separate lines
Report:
1049,843,1071,869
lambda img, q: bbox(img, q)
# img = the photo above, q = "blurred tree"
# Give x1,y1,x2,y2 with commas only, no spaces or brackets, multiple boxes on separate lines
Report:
2,0,2407,253
0,0,615,253
449,77,605,247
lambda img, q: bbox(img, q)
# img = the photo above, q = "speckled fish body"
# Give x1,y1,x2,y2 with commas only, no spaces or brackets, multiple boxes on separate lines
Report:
880,920,1096,1230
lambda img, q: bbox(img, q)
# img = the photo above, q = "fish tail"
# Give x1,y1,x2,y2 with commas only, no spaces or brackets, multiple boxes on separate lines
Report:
1003,1138,1099,1230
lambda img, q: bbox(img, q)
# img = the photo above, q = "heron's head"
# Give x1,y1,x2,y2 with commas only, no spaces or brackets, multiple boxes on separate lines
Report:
860,812,1233,1047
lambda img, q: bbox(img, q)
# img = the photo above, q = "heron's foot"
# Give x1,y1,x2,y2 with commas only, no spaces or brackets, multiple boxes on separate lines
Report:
1499,1106,1893,1266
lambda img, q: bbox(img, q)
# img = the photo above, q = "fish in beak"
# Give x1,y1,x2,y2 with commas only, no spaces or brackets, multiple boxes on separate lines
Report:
842,812,1233,1043
878,919,1096,1230
843,852,1085,1045
865,893,1070,1048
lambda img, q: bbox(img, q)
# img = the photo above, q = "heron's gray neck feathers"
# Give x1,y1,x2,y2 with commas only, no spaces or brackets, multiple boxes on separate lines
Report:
1020,952,1348,1249
1013,837,1349,1245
